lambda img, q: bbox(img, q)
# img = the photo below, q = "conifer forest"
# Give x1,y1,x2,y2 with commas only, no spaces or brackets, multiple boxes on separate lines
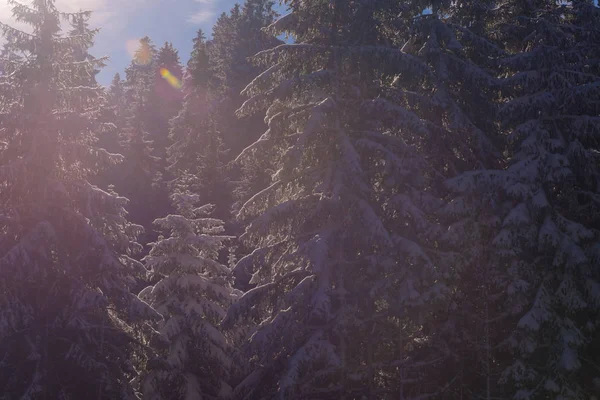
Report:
1,0,600,399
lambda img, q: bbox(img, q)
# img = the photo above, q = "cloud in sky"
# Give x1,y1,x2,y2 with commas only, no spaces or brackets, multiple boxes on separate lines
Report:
187,0,217,25
188,10,215,24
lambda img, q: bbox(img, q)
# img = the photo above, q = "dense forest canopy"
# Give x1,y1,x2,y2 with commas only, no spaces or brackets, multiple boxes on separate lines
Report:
1,0,599,399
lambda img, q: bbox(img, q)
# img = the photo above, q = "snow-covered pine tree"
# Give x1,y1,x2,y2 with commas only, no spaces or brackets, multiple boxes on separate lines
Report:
68,11,100,85
121,37,161,182
321,1,509,396
447,1,600,398
209,0,281,157
0,31,22,77
205,1,284,256
0,1,160,398
401,0,503,173
93,73,129,198
187,29,211,90
390,1,517,398
153,42,184,163
487,1,600,398
118,37,171,244
103,73,127,155
440,163,519,400
167,30,211,193
140,191,238,400
167,29,231,222
222,0,462,398
209,0,278,101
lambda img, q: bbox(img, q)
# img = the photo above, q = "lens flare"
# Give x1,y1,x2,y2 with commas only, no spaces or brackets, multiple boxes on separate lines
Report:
160,68,182,90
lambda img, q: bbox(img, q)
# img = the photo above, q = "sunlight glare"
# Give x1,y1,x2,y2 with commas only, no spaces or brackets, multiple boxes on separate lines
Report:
126,39,140,59
126,38,152,65
160,68,182,90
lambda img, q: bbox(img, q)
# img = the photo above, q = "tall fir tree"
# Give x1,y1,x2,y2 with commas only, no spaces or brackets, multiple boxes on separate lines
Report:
206,0,283,268
103,73,127,155
392,1,516,398
360,1,511,397
493,1,600,398
167,30,211,190
140,30,242,399
153,42,184,163
209,0,281,160
119,37,171,245
167,29,230,221
222,0,467,398
0,1,160,398
68,11,100,84
140,192,238,400
187,29,211,89
446,1,600,398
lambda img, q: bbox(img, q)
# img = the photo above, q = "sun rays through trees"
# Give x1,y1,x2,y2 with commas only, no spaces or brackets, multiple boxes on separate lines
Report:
1,0,599,399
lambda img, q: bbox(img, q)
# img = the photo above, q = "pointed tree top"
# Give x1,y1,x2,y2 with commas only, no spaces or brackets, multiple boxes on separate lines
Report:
194,28,206,44
157,41,180,66
132,37,156,66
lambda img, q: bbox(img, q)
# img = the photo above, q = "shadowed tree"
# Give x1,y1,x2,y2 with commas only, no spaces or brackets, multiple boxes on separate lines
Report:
221,1,471,398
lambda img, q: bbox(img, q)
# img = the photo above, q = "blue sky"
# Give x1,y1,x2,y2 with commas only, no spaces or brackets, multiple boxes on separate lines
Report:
0,0,286,85
92,0,286,85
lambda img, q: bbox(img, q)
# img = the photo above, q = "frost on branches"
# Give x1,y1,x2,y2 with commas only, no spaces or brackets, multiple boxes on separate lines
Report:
0,1,159,398
141,191,238,400
494,2,600,398
223,1,457,398
447,1,600,398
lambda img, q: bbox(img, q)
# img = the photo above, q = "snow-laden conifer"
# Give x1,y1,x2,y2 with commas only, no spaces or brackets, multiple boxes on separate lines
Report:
0,1,160,398
209,1,281,217
152,42,184,164
166,29,230,221
223,1,459,398
495,2,600,398
447,1,600,398
117,37,171,240
140,190,238,400
398,2,516,398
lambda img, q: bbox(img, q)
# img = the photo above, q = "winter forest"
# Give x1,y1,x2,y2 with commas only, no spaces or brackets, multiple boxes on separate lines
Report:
1,0,600,399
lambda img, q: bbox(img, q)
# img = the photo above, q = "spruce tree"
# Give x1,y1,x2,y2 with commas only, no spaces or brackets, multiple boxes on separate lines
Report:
223,1,459,398
140,192,237,400
68,11,100,84
445,1,600,398
206,0,282,262
167,29,230,221
167,30,211,192
0,1,159,398
103,73,127,155
187,29,211,89
153,42,184,162
118,37,171,244
395,1,515,398
94,73,127,191
492,1,600,398
209,0,281,157
139,31,241,398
